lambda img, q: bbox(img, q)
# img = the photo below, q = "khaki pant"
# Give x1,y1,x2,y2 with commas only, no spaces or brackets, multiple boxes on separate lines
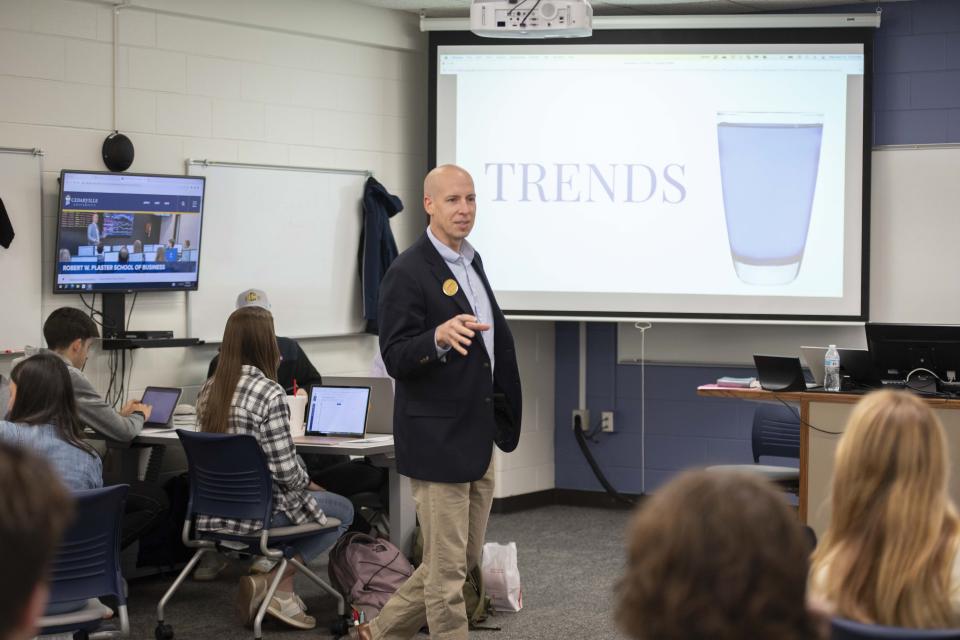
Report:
370,456,495,640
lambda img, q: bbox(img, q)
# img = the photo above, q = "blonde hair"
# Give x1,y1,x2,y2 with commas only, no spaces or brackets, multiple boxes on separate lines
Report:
810,390,960,628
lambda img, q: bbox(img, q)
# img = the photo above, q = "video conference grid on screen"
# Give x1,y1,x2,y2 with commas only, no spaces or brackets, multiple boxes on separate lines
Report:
54,171,206,293
435,42,867,319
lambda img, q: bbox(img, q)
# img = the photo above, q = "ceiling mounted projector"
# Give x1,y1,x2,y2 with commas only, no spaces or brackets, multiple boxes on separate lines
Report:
470,0,593,38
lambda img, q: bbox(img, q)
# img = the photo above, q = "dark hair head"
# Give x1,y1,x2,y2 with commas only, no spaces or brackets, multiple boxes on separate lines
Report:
199,306,280,434
118,247,129,263
0,441,73,640
616,470,819,640
43,307,99,351
10,353,96,457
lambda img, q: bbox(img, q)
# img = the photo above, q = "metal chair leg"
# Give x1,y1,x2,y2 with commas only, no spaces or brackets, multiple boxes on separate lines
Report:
290,557,346,616
157,548,209,622
253,558,287,640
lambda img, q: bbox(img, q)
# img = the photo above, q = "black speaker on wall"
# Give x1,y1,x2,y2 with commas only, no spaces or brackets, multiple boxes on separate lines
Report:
102,131,134,172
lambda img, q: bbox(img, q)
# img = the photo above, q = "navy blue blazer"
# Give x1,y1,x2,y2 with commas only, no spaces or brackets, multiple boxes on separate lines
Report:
378,233,523,483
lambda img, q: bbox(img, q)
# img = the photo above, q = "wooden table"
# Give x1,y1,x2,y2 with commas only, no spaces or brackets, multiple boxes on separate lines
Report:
698,385,960,537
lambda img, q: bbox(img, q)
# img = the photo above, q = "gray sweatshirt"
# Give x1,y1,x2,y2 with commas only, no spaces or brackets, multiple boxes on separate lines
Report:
59,355,144,442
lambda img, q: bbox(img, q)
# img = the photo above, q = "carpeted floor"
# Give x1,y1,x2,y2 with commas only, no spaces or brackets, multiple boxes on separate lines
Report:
120,505,633,639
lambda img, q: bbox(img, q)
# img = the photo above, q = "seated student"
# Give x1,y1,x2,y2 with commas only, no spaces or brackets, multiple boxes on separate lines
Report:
0,441,73,640
196,305,354,630
208,289,325,393
133,239,143,254
616,469,823,640
809,390,960,629
44,307,150,442
58,248,70,262
43,307,169,550
118,247,129,264
209,292,385,491
198,289,381,579
0,353,102,491
154,246,165,262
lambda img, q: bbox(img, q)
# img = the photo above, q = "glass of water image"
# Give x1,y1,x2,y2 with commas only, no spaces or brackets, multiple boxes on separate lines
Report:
717,111,823,285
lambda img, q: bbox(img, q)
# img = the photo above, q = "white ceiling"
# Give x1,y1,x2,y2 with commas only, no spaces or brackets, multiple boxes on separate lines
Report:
353,0,895,17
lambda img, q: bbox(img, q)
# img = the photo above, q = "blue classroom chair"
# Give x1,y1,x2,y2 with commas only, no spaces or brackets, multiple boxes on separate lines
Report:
155,430,348,640
37,485,130,639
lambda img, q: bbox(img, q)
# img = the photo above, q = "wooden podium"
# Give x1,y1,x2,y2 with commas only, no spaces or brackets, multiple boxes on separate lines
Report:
698,385,960,537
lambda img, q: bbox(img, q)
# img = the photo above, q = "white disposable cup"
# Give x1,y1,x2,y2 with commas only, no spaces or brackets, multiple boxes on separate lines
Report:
285,394,307,437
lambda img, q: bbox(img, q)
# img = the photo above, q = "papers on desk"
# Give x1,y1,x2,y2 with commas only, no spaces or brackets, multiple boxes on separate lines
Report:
715,376,758,388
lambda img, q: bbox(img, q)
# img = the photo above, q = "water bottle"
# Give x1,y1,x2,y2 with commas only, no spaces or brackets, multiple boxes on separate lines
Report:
824,344,841,392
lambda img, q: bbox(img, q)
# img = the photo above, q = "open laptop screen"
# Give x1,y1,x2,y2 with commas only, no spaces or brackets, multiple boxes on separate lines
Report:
141,386,182,426
305,386,370,437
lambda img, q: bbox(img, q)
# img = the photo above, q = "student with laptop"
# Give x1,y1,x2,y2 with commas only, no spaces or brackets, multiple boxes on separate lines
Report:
44,307,153,441
200,289,385,563
42,307,169,550
196,305,354,630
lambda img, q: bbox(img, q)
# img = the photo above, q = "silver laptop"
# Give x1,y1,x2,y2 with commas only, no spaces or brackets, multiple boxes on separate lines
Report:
302,385,371,444
801,346,828,387
323,376,394,434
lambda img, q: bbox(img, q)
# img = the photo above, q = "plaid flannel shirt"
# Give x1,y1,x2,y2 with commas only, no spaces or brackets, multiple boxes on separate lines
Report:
195,364,326,535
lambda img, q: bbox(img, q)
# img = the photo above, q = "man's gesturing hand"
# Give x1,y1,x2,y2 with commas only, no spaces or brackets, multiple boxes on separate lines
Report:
435,314,491,357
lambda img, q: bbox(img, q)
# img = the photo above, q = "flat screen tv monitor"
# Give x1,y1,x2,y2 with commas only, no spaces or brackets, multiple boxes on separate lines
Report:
54,170,205,293
866,323,960,382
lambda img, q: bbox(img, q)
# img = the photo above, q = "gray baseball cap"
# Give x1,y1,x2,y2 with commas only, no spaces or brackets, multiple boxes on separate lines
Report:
236,289,270,310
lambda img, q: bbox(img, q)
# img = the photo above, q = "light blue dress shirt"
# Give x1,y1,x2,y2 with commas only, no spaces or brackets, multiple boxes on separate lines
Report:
427,227,495,374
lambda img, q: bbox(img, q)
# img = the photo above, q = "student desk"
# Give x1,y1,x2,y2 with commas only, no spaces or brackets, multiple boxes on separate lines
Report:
697,385,960,538
135,428,416,554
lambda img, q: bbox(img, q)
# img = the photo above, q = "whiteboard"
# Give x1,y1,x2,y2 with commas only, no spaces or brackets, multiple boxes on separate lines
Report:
0,150,43,352
618,146,960,364
186,162,368,342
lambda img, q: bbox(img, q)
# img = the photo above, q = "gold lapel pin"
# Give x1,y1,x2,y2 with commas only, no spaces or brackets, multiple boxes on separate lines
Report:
442,278,459,297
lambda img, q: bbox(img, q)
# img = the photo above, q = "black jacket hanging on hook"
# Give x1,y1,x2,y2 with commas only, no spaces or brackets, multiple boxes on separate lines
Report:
0,197,14,249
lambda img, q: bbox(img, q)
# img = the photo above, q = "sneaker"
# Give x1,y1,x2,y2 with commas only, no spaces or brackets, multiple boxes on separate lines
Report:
193,552,229,581
266,592,316,630
236,574,270,628
249,555,278,575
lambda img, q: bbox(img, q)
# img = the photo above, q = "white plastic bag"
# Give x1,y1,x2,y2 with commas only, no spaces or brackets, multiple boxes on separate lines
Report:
482,541,522,612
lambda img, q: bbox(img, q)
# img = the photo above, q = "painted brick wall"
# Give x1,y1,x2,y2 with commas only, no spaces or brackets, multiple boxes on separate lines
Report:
871,0,960,143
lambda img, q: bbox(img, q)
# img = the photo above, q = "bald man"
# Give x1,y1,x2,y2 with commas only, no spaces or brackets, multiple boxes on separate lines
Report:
367,166,522,640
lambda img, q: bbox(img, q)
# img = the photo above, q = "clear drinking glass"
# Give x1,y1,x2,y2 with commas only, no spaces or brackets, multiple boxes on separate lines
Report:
717,111,824,285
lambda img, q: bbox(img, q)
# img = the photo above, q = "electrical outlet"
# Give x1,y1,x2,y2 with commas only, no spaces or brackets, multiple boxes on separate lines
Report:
572,409,590,432
601,411,615,433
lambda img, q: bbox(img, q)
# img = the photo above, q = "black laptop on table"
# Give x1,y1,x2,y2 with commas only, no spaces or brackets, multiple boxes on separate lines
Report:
753,355,816,392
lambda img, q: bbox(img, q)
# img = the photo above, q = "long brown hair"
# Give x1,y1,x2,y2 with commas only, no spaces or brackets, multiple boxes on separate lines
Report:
809,390,960,628
9,352,97,457
616,470,819,640
199,306,280,434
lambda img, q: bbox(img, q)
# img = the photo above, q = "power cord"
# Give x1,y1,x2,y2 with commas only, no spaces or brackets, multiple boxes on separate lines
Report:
573,414,636,506
770,392,845,436
519,0,542,26
507,0,534,15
